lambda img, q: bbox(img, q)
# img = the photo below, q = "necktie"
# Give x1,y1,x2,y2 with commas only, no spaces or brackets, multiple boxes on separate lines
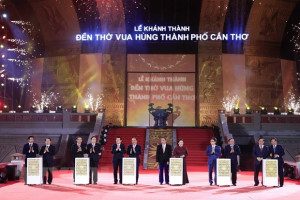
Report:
260,146,262,152
273,145,276,153
163,145,165,153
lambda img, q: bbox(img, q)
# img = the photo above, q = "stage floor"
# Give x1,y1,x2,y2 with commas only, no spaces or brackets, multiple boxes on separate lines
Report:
1,168,299,200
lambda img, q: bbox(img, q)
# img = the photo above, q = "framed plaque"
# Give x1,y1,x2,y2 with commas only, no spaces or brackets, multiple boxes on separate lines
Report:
169,158,183,185
216,158,231,186
75,158,90,184
263,159,278,187
122,158,137,185
27,158,43,185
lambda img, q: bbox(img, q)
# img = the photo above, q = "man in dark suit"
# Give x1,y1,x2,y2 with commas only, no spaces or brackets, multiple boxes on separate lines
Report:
253,137,269,186
156,136,172,185
127,137,142,184
206,137,221,186
269,137,285,187
22,136,39,185
39,138,55,184
71,136,86,182
224,138,241,186
111,136,126,184
87,136,101,184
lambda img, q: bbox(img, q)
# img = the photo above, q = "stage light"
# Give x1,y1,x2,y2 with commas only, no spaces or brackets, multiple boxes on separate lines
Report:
274,107,281,115
260,107,267,114
2,13,7,18
16,105,23,113
234,107,240,114
0,74,4,78
246,107,252,114
0,44,4,48
29,106,36,113
1,26,4,29
3,105,9,113
1,83,4,87
1,54,5,58
287,107,294,115
43,106,49,113
2,36,5,39
71,105,77,113
84,104,90,113
1,64,4,68
56,105,63,113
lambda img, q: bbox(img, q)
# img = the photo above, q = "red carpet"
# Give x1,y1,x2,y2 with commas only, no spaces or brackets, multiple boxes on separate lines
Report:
1,170,299,200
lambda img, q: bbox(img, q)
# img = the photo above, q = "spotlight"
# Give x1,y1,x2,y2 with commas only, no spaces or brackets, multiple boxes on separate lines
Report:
0,44,4,48
71,105,77,113
56,106,63,113
1,83,4,87
234,107,240,114
43,106,49,113
2,13,7,18
2,36,5,39
1,54,5,58
274,107,281,115
287,107,294,115
1,64,4,68
1,26,4,29
261,107,267,114
246,107,252,114
16,105,23,113
84,104,90,113
29,106,36,113
3,105,9,113
0,74,4,78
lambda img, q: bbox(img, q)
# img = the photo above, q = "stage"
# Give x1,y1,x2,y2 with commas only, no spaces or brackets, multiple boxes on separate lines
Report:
1,167,299,200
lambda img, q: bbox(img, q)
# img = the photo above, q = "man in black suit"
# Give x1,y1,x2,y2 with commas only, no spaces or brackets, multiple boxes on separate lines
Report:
39,138,55,184
156,136,172,185
224,138,241,186
127,137,142,184
111,136,126,184
269,137,285,187
87,136,101,184
253,137,269,186
71,136,86,182
22,136,39,185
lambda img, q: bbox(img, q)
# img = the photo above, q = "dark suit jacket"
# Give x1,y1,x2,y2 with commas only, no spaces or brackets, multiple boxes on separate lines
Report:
71,143,86,161
224,144,241,165
111,143,126,161
156,144,172,164
127,144,142,161
87,143,101,162
206,145,221,165
22,143,39,159
39,145,56,166
268,144,285,164
253,145,269,165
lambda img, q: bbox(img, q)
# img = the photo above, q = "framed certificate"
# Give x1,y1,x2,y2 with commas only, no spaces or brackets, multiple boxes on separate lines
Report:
263,159,278,187
122,157,137,185
216,158,231,186
27,158,43,185
169,158,183,185
75,158,90,184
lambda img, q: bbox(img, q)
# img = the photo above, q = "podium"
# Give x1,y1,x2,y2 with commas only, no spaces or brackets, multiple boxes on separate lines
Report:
216,158,231,186
263,159,278,187
169,158,183,185
75,158,90,184
122,158,136,184
27,158,43,185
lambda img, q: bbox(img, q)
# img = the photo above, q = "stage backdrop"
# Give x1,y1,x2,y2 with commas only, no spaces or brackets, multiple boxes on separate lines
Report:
127,54,195,127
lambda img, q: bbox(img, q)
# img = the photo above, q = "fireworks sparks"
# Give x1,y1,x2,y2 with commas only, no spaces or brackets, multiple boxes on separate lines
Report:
84,89,104,112
32,92,60,113
222,94,239,113
290,22,300,53
285,92,300,113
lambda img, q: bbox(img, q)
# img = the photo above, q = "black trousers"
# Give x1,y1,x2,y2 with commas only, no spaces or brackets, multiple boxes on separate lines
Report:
113,158,122,183
278,161,284,186
254,163,262,185
43,164,53,184
136,159,140,184
89,161,99,184
231,163,238,184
